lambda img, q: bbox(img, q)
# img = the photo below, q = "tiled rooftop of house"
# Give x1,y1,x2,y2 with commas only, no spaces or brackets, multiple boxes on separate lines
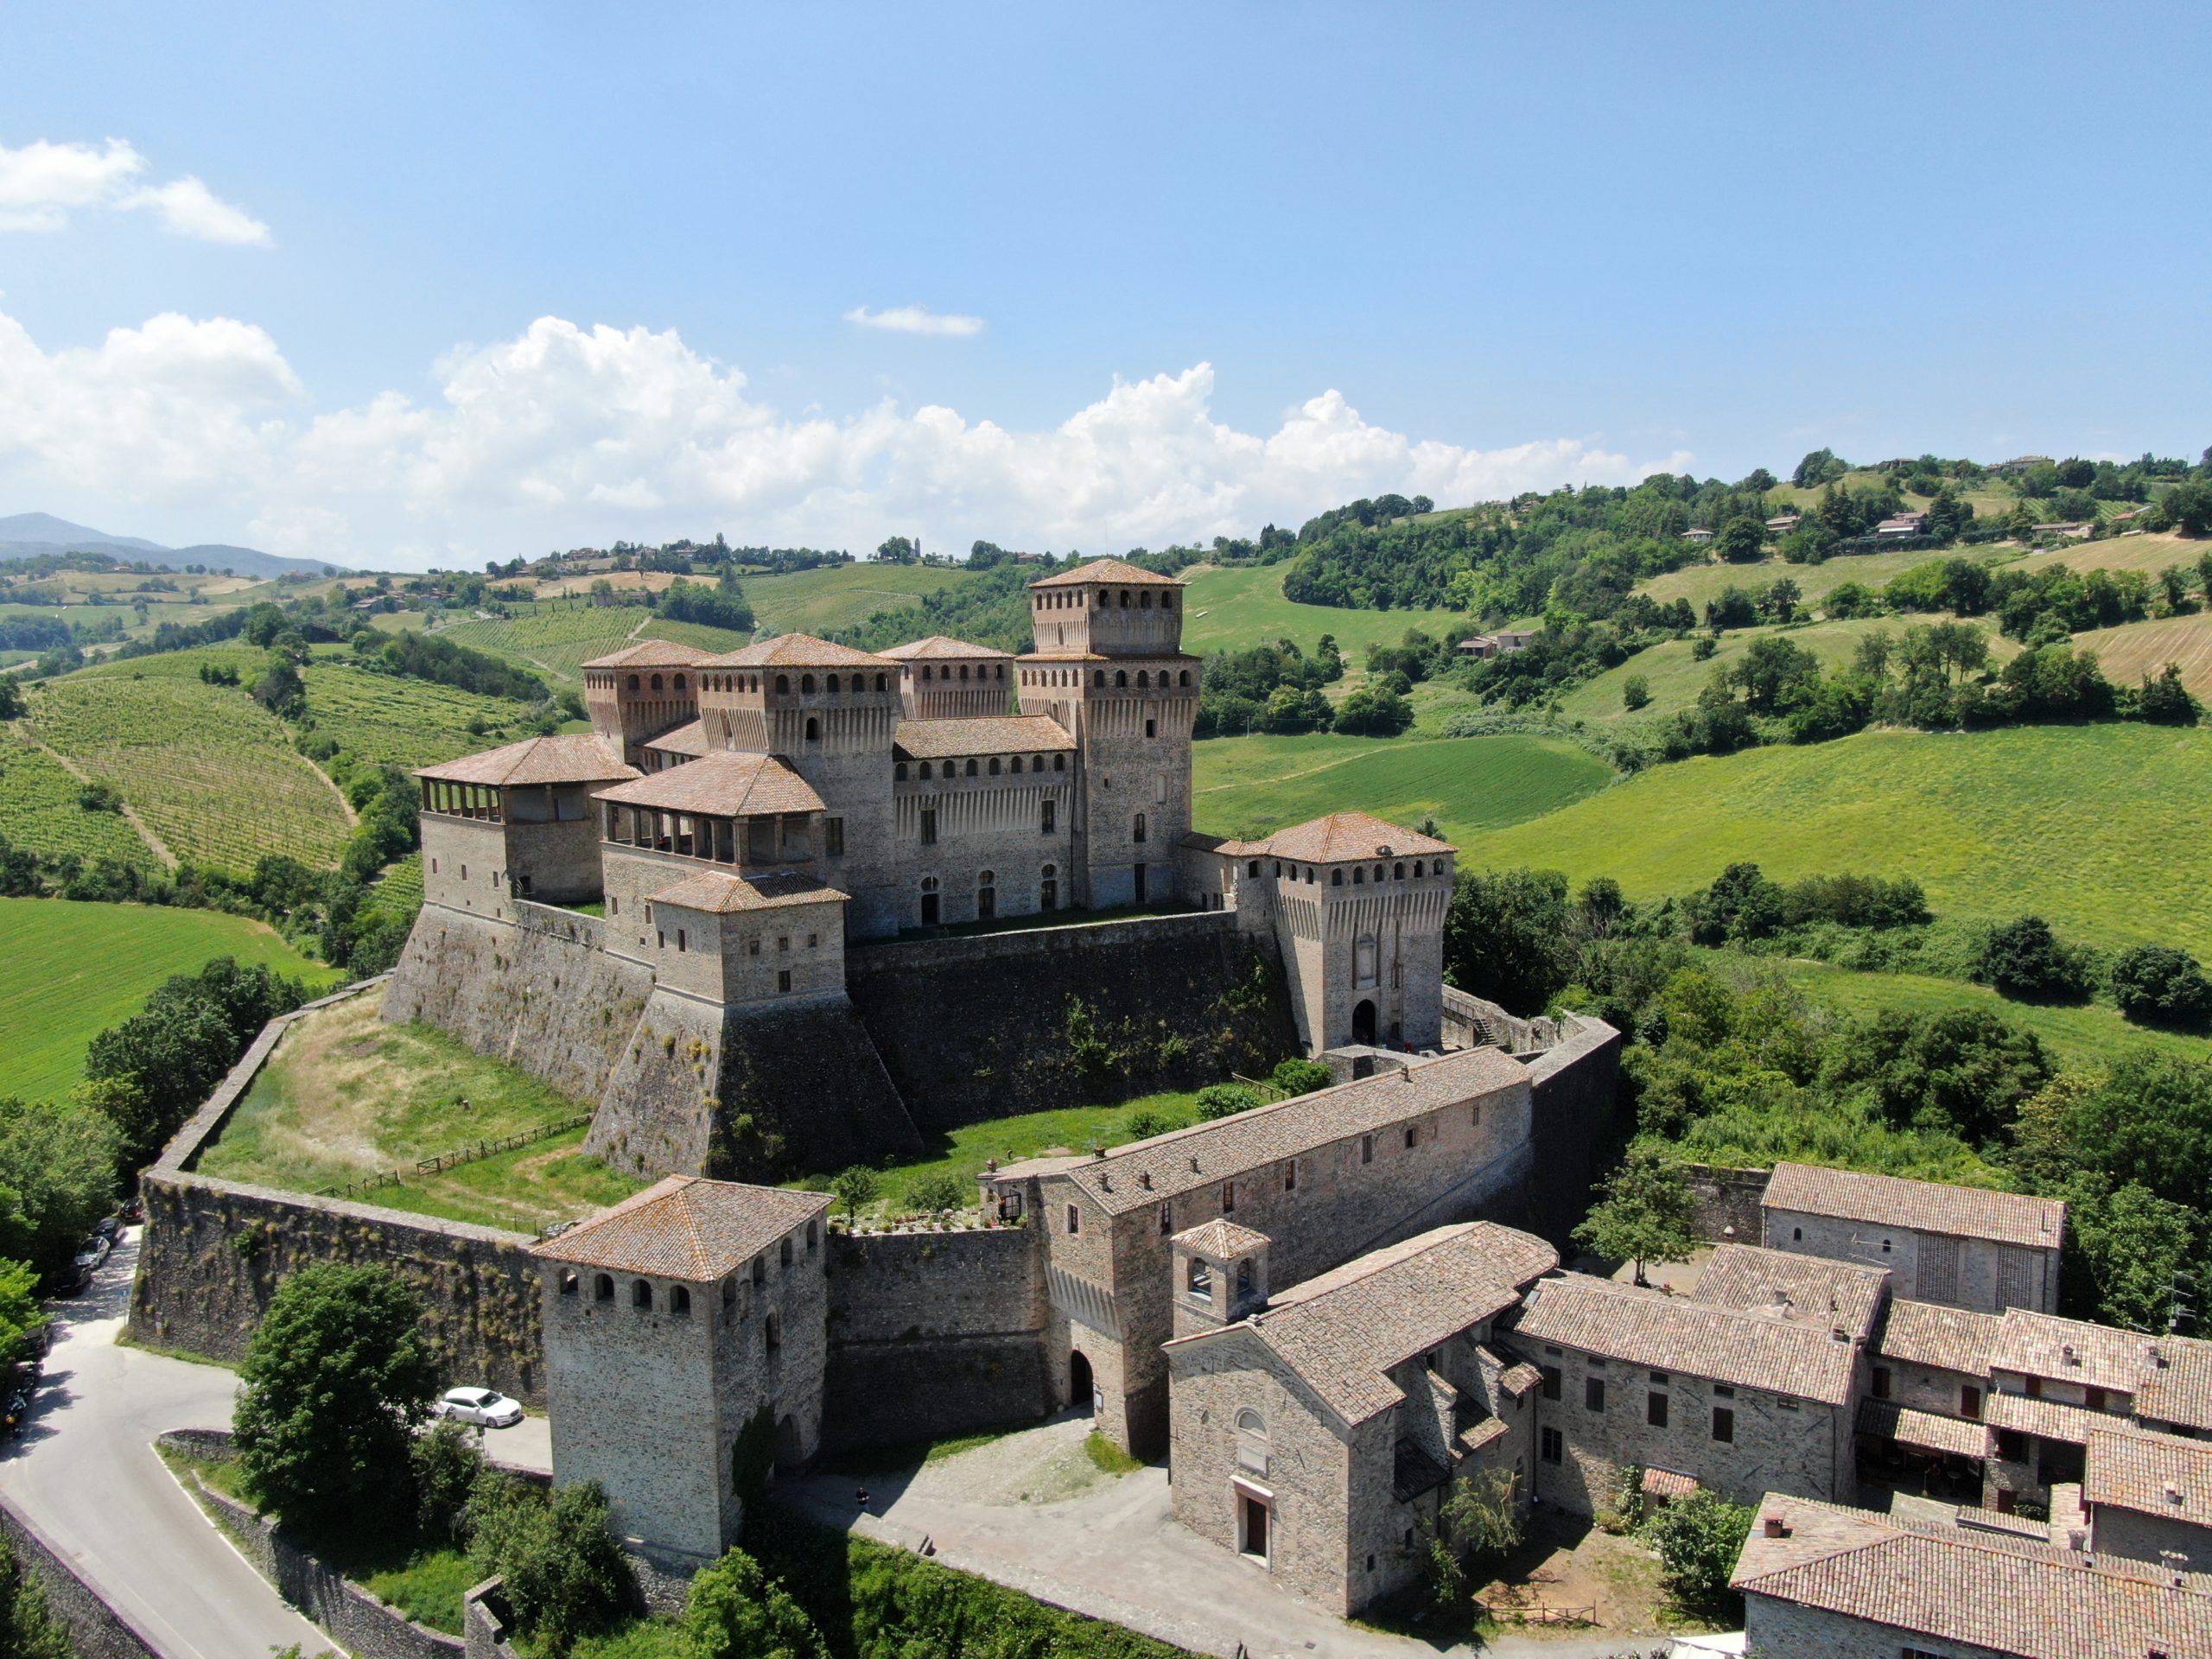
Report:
1171,1218,1273,1259
2138,1338,2212,1433
1245,810,1455,865
643,718,710,757
2085,1425,2212,1523
1196,1223,1557,1425
1991,1308,2179,1394
1877,1297,2005,1375
579,641,720,670
594,751,826,817
647,869,849,915
876,635,1012,660
717,632,896,669
1507,1273,1862,1405
1029,557,1181,588
891,715,1075,760
416,733,638,787
1984,1389,2102,1446
1057,1046,1529,1216
1763,1161,2065,1249
1858,1397,1991,1459
1689,1243,1891,1340
531,1175,830,1279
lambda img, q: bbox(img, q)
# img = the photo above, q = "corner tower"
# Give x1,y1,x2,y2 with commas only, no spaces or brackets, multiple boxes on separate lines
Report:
1016,560,1199,910
582,643,715,769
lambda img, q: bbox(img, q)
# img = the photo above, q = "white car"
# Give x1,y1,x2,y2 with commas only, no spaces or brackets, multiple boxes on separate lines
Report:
435,1386,524,1427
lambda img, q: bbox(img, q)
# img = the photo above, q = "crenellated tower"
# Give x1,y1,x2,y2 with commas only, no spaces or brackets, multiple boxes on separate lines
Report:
582,643,714,768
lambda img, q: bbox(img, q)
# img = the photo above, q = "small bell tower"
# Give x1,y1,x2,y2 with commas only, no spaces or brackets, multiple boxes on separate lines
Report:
1169,1219,1272,1339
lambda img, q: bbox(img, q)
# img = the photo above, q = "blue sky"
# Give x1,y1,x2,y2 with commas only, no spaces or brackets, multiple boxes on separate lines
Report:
3,2,2206,567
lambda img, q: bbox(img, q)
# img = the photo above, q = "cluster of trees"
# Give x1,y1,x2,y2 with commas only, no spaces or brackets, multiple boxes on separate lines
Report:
357,629,549,702
656,575,755,632
0,1089,118,1287
1193,637,1344,736
0,1531,71,1659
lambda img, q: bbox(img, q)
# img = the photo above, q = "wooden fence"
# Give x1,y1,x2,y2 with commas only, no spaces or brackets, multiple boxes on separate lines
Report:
313,1114,593,1199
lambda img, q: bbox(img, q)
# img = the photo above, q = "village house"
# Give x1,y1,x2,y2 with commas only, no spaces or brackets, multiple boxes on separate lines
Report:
1764,512,1802,535
1874,509,1930,538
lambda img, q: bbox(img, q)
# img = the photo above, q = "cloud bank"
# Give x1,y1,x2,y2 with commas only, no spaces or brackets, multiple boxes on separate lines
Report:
844,303,987,337
0,137,270,244
0,307,1688,567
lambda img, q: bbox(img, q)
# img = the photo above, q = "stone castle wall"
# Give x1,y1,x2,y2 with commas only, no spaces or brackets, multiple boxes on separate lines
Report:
0,1497,163,1659
843,911,1298,1128
1681,1162,1773,1242
821,1226,1052,1451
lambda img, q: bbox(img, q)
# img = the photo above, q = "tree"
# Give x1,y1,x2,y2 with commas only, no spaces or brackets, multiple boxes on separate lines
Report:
1442,868,1573,1016
1723,636,1821,713
1621,674,1650,711
2136,664,2200,726
874,536,918,564
2060,1180,2199,1332
233,1264,439,1532
1715,517,1764,563
2024,1052,2212,1211
0,1533,71,1659
901,1172,967,1213
1643,1491,1754,1619
1573,1149,1697,1285
0,677,22,721
1412,1470,1522,1611
1792,448,1847,489
0,1094,118,1286
685,1547,829,1659
0,1259,48,1366
1760,575,1802,623
1270,1058,1335,1096
1825,1008,2052,1147
829,1166,880,1219
1330,684,1414,736
410,1418,488,1548
2110,945,2212,1030
1979,916,2093,1002
469,1478,632,1656
2151,480,2212,536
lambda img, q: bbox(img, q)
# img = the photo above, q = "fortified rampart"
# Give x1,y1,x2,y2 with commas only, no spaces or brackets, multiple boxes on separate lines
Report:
843,911,1299,1128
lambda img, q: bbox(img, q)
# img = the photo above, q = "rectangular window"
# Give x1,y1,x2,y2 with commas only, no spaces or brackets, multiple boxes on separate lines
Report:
1403,1126,1417,1149
807,933,818,948
1221,1181,1235,1214
1647,1391,1669,1428
2085,1386,2107,1411
1649,1370,1669,1385
1471,1103,1481,1127
1283,1162,1296,1192
1066,1205,1080,1236
778,935,789,951
747,938,760,956
1041,800,1056,835
920,809,938,845
825,817,845,856
1586,1377,1605,1413
777,969,791,993
1872,1367,1891,1399
1540,1427,1562,1465
1361,1135,1375,1165
1777,1397,1799,1412
1145,718,1156,738
1712,1407,1734,1444
676,928,687,952
1961,1385,1982,1420
2024,1376,2043,1398
1159,1205,1171,1236
1541,1365,1561,1401
1713,1383,1734,1398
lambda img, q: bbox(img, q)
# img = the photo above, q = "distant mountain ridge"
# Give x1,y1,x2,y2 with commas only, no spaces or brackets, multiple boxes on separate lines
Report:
0,512,340,580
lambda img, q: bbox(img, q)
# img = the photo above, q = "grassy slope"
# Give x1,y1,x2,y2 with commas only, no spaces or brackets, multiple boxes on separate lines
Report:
1636,543,2018,613
1192,732,1613,845
426,609,645,686
2014,530,2202,577
2071,611,2212,700
0,897,340,1100
1178,563,1465,658
743,563,983,636
0,728,156,865
1461,724,2212,957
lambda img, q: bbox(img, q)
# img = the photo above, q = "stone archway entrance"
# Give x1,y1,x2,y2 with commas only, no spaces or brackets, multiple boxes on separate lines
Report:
774,1413,804,1472
1352,998,1378,1046
1069,1350,1094,1414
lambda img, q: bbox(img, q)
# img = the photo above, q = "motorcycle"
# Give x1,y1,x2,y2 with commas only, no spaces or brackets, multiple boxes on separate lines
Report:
2,1388,29,1440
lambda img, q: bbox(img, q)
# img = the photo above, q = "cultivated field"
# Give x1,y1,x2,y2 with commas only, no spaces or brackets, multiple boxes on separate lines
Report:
0,896,340,1102
0,728,157,866
300,662,539,768
742,563,984,637
2070,612,2212,701
1635,543,2018,613
2016,531,2204,579
197,988,643,1231
1461,723,2212,957
428,609,645,686
1192,731,1613,846
25,673,353,873
635,616,751,656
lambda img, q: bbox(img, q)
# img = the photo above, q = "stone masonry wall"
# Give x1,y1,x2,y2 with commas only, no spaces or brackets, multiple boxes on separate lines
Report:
820,1227,1052,1450
844,911,1298,1128
0,1497,162,1659
1682,1162,1772,1243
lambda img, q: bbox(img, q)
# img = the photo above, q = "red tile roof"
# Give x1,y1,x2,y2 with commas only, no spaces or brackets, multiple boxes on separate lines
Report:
531,1175,830,1279
416,734,637,787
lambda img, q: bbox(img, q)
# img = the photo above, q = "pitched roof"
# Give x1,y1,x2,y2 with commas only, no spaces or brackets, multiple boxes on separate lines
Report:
531,1175,830,1279
1859,1397,1992,1459
876,636,1013,661
1691,1243,1891,1341
1058,1046,1530,1217
1984,1389,2101,1446
416,733,638,787
1247,811,1456,865
1991,1308,2175,1395
580,641,720,670
1877,1298,2005,1376
1732,1496,2212,1659
1172,1218,1272,1259
1763,1162,2065,1249
2139,1338,2212,1433
2086,1426,2212,1525
1183,1224,1557,1427
643,718,710,757
594,751,824,817
647,869,848,915
892,715,1074,760
1506,1274,1861,1405
715,632,896,669
1028,557,1181,588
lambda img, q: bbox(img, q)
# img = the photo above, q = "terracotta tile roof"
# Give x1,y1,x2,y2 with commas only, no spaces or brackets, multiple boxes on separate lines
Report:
646,869,848,915
1733,1497,2212,1658
1763,1162,2065,1249
1014,651,1110,662
1859,1397,1993,1459
1247,811,1455,865
1497,1359,1544,1396
644,718,709,757
416,734,638,787
892,715,1075,760
1172,1218,1273,1258
1991,1309,2176,1395
594,751,825,817
1878,1298,2005,1376
715,632,896,669
1059,1046,1530,1216
1028,558,1181,588
1188,1224,1558,1426
1505,1274,1861,1405
580,641,720,669
531,1175,830,1279
2140,1341,2212,1433
1691,1243,1891,1340
877,636,1013,660
1985,1389,2102,1446
2086,1426,2212,1524
1643,1467,1700,1500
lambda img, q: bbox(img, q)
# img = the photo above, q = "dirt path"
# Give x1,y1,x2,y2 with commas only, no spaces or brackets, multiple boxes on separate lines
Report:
18,725,179,868
298,743,360,828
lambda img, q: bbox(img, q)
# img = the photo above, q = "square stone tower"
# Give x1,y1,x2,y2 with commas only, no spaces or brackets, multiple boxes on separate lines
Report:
582,643,715,768
1170,1219,1272,1339
531,1177,833,1565
1015,560,1200,910
415,734,639,916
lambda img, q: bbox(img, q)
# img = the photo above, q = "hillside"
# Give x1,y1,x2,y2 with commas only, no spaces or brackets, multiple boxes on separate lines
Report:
0,512,334,578
1179,563,1465,658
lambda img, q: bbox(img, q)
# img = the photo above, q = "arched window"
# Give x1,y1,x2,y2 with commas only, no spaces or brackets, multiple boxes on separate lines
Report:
1115,671,1128,687
1332,869,1344,886
673,674,687,690
1008,756,1022,773
1054,754,1065,771
1093,671,1106,686
1096,590,1108,607
779,1236,793,1267
626,674,640,690
1236,1258,1254,1296
988,757,1001,775
995,664,1005,679
594,1273,614,1300
1136,671,1150,688
1413,861,1424,877
1163,593,1175,611
921,874,939,893
1186,1257,1211,1296
801,674,816,694
671,1285,691,1316
1394,862,1405,879
560,1270,579,1296
1375,864,1385,882
959,664,970,680
632,1279,653,1310
775,675,790,693
1119,590,1131,607
922,665,933,681
721,1276,737,1309
651,674,664,690
895,761,908,780
827,674,840,692
1141,591,1153,609
1236,1408,1266,1438
919,760,932,779
1247,861,1260,877
1040,863,1058,910
1353,868,1364,884
876,674,887,691
765,1309,781,1350
752,1255,766,1286
965,759,978,777
1032,754,1044,770
1134,812,1147,843
804,716,820,741
1179,670,1192,685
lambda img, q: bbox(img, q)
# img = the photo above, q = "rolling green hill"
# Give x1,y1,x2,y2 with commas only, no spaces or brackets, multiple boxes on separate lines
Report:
0,728,156,866
1633,543,2018,613
1192,731,1613,846
1459,723,2212,957
744,563,984,637
0,896,341,1102
1179,563,1465,658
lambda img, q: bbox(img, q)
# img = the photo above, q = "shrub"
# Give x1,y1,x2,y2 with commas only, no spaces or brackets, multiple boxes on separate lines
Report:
903,1172,969,1213
1124,1109,1190,1140
686,1548,826,1659
1269,1058,1335,1097
2109,944,2212,1030
1978,916,2094,1003
410,1418,487,1548
1193,1084,1262,1122
1690,635,1718,661
0,1531,71,1659
468,1476,631,1656
1643,1491,1754,1619
1621,673,1650,711
829,1166,880,1219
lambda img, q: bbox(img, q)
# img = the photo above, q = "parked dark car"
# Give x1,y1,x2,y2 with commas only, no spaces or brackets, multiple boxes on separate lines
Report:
94,1216,123,1243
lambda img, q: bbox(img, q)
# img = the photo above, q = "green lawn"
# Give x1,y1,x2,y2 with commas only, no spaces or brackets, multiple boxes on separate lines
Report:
1634,542,2019,613
1179,563,1466,660
1192,732,1614,845
1772,957,2212,1072
0,897,341,1101
1461,723,2212,957
742,563,985,637
198,988,643,1229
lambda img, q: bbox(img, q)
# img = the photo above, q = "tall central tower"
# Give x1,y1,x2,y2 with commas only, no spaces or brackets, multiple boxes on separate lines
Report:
1015,560,1200,910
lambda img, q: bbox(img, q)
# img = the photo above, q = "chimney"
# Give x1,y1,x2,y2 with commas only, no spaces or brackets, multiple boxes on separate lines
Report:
1763,1515,1789,1539
1138,1172,1152,1190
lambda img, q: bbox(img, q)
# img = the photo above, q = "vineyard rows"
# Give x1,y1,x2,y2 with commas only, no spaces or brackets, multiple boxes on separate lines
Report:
0,730,156,866
433,610,644,685
302,664,532,768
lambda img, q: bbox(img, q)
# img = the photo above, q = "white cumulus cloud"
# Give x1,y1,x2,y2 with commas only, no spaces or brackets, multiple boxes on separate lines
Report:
0,305,1688,568
844,303,987,338
0,137,270,243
